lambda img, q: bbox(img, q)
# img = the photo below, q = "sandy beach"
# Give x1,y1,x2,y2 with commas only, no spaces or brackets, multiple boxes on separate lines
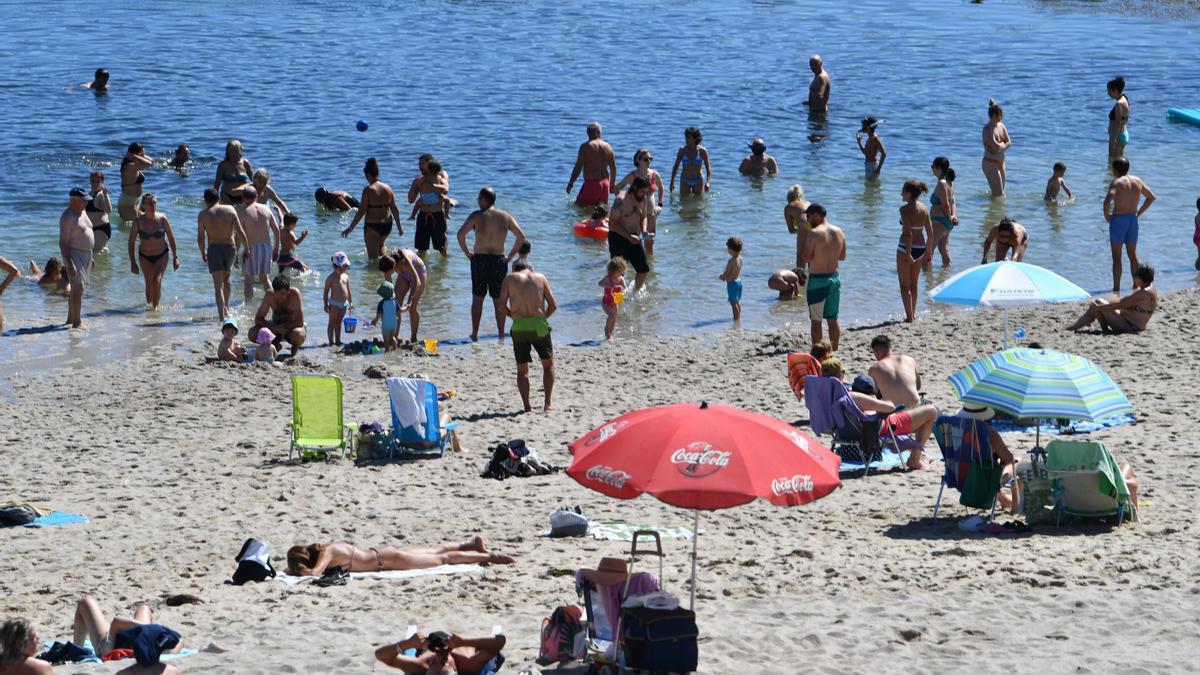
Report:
3,286,1199,674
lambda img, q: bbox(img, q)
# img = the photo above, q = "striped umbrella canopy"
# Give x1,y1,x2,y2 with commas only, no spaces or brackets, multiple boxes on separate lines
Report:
948,348,1133,421
929,261,1090,307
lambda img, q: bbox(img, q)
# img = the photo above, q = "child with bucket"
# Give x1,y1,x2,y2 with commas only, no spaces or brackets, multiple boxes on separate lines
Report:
324,252,353,346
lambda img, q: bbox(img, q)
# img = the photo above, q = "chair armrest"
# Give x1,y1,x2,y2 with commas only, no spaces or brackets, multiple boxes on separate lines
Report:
443,420,459,431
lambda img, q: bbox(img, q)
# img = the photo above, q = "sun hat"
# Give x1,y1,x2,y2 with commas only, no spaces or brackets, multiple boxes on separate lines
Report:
956,402,995,421
255,327,276,345
581,557,628,586
331,251,350,268
377,281,395,299
69,186,88,198
221,318,238,333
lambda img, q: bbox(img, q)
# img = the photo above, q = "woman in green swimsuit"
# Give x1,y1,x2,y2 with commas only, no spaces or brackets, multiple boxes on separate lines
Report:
213,139,254,205
928,156,958,267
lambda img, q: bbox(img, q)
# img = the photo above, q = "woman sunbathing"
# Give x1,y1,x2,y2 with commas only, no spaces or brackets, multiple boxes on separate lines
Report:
285,536,514,576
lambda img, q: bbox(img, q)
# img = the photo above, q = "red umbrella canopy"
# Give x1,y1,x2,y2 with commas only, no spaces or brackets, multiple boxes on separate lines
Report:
567,402,842,510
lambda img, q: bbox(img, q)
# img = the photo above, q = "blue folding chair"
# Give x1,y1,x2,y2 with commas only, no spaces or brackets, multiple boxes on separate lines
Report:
386,377,458,458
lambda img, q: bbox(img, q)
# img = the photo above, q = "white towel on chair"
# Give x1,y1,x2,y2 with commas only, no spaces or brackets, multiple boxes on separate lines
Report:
387,377,428,431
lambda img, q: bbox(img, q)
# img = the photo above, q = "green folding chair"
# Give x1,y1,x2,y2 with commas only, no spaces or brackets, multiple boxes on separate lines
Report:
289,375,356,460
1044,439,1138,525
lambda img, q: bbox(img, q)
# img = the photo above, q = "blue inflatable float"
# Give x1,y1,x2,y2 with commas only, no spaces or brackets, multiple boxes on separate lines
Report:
1167,108,1200,127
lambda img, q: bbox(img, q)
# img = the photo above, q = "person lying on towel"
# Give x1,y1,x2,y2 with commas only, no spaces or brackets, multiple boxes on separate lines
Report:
285,536,514,576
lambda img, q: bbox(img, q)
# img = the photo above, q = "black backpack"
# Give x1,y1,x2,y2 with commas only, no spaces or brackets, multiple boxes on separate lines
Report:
230,538,276,585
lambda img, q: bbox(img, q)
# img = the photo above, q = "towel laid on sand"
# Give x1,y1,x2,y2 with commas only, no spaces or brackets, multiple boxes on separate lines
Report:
540,520,697,541
991,413,1135,436
6,512,90,528
275,563,484,587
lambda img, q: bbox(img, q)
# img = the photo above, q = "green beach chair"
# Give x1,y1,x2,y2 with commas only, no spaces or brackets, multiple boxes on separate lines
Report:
1044,439,1138,525
289,375,356,460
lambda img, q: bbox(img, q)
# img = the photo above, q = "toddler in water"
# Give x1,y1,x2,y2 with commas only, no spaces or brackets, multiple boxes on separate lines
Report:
277,213,309,273
323,251,353,346
217,318,246,362
587,203,609,230
1043,162,1074,202
253,326,278,362
372,281,401,352
719,236,744,321
1193,197,1200,270
599,256,628,339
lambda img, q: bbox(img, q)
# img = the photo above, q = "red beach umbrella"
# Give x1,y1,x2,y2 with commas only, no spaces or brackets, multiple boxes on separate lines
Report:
567,401,841,608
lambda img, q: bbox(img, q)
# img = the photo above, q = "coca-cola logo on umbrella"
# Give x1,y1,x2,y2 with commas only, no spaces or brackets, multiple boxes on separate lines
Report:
671,442,732,478
771,474,814,497
584,420,629,447
586,464,632,489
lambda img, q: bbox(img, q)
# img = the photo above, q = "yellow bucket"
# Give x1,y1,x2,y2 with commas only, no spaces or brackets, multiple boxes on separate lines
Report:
612,291,625,305
424,339,438,353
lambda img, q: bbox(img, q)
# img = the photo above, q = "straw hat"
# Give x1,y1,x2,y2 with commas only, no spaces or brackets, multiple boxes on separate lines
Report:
581,557,628,586
956,402,995,420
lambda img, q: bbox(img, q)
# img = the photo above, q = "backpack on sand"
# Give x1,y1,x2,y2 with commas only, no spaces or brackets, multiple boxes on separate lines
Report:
230,538,277,585
538,605,584,663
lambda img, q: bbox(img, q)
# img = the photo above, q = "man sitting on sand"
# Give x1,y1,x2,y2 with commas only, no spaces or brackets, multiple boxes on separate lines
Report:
823,360,938,470
500,261,557,412
375,630,506,675
1070,263,1157,334
252,274,306,358
867,335,921,407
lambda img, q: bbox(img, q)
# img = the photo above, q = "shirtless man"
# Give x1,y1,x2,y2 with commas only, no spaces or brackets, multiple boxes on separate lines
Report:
457,188,526,342
566,122,617,207
800,203,845,350
608,178,651,291
0,618,53,674
1104,157,1156,293
499,261,557,412
825,361,938,471
197,188,247,320
239,187,280,300
1070,263,1157,334
804,55,830,112
59,187,94,329
738,138,779,176
768,268,805,300
867,335,921,408
981,217,1029,263
376,631,506,675
252,275,306,358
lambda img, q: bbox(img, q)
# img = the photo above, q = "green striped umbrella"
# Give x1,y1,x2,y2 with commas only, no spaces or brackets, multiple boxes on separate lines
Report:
948,348,1133,422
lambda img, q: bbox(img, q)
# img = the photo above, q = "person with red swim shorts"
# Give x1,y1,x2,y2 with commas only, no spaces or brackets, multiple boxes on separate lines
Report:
845,372,939,471
566,122,617,207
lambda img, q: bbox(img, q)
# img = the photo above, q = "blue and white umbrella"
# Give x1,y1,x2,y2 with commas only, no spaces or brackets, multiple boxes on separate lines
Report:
929,261,1090,346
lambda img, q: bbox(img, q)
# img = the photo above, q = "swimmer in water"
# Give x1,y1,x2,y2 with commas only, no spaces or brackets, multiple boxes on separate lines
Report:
856,117,886,179
738,138,779,176
1044,162,1073,202
670,127,711,196
170,143,191,172
118,142,152,224
897,180,933,323
214,139,254,205
614,149,664,255
928,157,958,267
1107,75,1130,159
981,99,1012,197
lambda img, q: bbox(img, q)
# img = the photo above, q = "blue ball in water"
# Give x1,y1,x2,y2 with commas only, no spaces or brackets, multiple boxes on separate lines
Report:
356,119,368,132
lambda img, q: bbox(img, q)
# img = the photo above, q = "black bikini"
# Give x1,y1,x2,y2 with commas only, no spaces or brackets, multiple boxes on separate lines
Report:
137,224,169,265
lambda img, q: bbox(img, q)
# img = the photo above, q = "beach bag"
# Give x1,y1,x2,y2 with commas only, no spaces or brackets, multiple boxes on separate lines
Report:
621,605,699,672
549,506,590,537
231,538,276,585
0,504,38,526
960,461,1004,510
538,605,584,663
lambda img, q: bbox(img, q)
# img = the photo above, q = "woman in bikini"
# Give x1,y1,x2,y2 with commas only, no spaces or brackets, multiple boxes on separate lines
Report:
614,148,664,255
784,184,810,271
928,156,958,267
87,171,112,253
669,127,710,197
127,193,179,310
1070,263,1157,334
1107,75,1130,159
342,157,402,258
981,99,1012,197
71,595,185,658
380,247,427,342
214,139,254,205
897,180,934,323
118,143,152,224
252,167,292,224
285,536,514,577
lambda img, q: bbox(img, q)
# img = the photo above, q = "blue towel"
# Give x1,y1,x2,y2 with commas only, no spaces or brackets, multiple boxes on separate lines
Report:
24,512,89,527
838,448,905,475
991,413,1135,436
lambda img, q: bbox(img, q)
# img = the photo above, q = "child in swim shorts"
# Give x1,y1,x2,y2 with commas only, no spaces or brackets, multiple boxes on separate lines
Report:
719,236,743,321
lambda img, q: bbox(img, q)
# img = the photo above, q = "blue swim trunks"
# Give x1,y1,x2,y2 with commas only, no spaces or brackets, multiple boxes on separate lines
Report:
726,279,743,303
1109,213,1138,245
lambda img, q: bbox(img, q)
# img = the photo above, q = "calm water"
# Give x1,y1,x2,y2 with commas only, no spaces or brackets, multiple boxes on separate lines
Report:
1,0,1198,363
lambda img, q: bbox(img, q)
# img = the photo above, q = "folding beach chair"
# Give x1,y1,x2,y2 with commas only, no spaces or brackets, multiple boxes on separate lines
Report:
289,375,356,460
385,377,459,459
932,415,1011,523
787,352,822,404
575,534,663,670
803,376,917,475
1044,439,1139,525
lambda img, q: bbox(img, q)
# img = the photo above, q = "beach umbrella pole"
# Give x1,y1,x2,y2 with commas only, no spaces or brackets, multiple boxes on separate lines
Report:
1003,307,1009,349
690,509,699,611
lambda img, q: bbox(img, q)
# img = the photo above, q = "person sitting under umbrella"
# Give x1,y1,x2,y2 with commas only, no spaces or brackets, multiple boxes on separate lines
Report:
1069,263,1157,334
953,403,1019,512
822,360,940,470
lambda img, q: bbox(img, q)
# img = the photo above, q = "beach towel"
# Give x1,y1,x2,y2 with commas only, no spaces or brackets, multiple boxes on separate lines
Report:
990,413,1136,436
49,641,196,665
275,563,485,587
7,512,90,528
838,448,905,475
387,378,428,431
540,520,697,541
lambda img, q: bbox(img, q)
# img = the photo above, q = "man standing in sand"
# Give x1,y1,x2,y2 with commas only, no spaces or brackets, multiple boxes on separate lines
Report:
198,188,247,321
252,275,306,358
59,187,94,329
499,261,557,412
566,122,617,207
801,203,845,351
867,335,921,408
1103,156,1155,293
804,55,830,112
457,188,526,342
239,186,280,300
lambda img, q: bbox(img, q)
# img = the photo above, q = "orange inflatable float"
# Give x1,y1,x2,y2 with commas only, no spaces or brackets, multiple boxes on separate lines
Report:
573,219,609,240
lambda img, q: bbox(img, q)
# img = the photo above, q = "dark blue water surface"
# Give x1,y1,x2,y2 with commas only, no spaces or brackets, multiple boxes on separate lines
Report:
0,0,1197,359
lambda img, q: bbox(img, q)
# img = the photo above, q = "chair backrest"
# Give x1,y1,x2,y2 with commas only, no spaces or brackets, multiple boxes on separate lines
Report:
804,377,879,448
387,378,441,446
1045,440,1129,514
787,352,822,402
576,570,630,644
933,415,994,490
291,376,344,440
